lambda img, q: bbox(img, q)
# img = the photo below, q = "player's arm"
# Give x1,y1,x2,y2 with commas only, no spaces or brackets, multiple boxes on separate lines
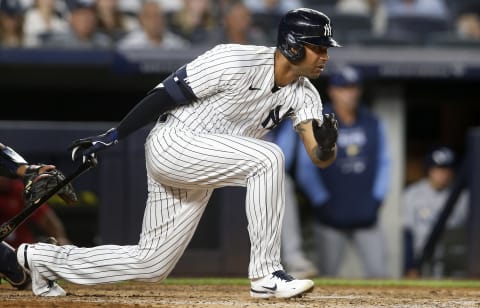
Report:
0,142,57,177
295,114,338,169
69,65,197,161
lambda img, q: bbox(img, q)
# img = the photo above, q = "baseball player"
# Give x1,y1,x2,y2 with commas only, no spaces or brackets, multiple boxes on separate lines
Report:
0,143,76,290
16,8,340,298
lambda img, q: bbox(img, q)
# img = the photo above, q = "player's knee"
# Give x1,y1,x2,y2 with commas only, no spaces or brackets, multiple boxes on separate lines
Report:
258,143,285,173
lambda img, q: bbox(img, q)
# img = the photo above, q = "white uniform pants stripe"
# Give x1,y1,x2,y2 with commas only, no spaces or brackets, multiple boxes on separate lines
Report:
30,117,285,283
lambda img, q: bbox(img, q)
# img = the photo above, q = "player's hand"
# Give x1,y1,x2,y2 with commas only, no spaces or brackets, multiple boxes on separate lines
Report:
23,165,78,205
69,128,119,162
312,113,338,149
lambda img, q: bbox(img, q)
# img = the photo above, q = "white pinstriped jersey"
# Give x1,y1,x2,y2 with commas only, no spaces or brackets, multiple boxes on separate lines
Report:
159,44,324,137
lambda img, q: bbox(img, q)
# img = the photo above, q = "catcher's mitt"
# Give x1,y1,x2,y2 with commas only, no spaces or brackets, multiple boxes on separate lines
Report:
23,166,78,205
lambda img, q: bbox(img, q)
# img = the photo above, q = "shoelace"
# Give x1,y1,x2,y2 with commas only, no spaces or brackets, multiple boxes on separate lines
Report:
272,270,294,282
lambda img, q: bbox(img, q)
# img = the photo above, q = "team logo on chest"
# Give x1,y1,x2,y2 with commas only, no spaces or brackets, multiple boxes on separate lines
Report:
261,106,294,129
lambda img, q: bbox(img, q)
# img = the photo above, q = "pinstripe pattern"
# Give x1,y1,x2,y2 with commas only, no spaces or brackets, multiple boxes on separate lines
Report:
30,177,212,284
27,44,324,285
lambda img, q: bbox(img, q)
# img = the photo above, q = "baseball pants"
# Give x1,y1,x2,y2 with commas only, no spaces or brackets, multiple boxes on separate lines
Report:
314,222,387,278
27,116,285,284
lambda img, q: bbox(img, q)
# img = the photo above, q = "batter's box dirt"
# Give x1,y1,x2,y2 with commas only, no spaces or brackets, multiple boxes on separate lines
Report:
1,281,480,307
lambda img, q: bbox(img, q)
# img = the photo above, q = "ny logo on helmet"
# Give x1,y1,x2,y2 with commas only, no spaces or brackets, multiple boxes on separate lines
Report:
324,23,332,36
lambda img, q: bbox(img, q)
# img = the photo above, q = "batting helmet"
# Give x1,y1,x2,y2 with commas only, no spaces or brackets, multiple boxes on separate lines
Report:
277,8,341,62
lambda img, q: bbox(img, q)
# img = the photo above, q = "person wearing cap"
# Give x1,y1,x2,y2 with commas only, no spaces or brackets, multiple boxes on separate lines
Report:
44,0,111,48
402,146,469,277
0,0,25,47
296,65,391,278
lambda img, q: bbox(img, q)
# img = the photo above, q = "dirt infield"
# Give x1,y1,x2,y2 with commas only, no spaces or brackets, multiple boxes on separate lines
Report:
1,281,480,307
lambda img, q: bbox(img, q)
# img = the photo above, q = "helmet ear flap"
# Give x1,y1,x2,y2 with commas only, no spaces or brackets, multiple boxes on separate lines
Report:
282,32,305,62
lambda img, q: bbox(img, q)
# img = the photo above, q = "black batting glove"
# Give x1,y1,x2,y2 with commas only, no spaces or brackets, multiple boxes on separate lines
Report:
69,128,119,162
312,113,338,161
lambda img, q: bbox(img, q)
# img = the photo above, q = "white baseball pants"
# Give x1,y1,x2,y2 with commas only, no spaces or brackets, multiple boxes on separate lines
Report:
28,117,285,284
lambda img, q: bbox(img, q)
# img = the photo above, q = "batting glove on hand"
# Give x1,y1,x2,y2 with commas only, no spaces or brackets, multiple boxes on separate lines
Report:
312,113,338,161
69,128,119,162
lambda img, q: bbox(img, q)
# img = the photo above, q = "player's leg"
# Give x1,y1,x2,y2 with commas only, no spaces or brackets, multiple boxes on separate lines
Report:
0,241,30,290
281,174,318,278
146,123,313,297
16,181,212,295
145,125,286,276
353,224,387,278
313,222,347,276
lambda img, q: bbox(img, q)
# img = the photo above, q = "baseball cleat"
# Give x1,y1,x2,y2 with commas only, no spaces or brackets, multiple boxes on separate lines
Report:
16,244,66,296
250,270,314,298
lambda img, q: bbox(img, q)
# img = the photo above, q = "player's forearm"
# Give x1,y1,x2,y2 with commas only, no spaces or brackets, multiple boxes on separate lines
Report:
296,120,336,169
0,144,28,176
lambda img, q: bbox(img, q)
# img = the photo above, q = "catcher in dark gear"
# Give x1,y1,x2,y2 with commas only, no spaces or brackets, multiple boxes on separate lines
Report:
0,142,77,290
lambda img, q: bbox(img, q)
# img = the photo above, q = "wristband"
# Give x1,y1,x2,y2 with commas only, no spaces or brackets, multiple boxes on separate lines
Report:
315,145,335,161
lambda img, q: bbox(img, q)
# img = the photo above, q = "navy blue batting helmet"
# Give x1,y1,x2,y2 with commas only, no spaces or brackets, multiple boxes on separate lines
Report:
277,8,341,62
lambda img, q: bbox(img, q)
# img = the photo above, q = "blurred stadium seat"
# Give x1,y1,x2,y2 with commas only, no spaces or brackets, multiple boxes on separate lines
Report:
344,30,418,46
426,33,480,48
387,15,450,42
329,13,372,42
302,0,337,15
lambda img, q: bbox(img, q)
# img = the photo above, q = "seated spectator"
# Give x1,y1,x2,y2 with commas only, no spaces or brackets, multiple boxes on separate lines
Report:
44,0,112,48
402,146,469,277
23,0,68,47
95,0,137,42
386,0,449,18
455,3,480,40
117,1,189,50
0,0,24,47
155,0,182,13
335,0,387,35
168,0,215,45
210,1,266,45
244,0,303,14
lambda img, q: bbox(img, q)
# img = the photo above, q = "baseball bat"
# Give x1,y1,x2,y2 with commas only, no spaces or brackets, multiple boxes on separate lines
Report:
0,157,98,242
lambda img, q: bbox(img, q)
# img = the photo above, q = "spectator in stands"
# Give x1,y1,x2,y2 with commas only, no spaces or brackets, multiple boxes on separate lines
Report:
0,176,71,248
44,0,111,48
23,0,68,47
95,0,137,42
296,66,391,278
210,1,266,45
385,0,449,18
402,146,469,277
155,0,182,13
335,0,387,35
455,3,480,40
168,0,215,45
0,0,24,47
243,0,303,14
117,1,188,50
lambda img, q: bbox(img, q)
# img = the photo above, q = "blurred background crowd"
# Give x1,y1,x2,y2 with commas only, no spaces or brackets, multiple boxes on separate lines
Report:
1,0,480,49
